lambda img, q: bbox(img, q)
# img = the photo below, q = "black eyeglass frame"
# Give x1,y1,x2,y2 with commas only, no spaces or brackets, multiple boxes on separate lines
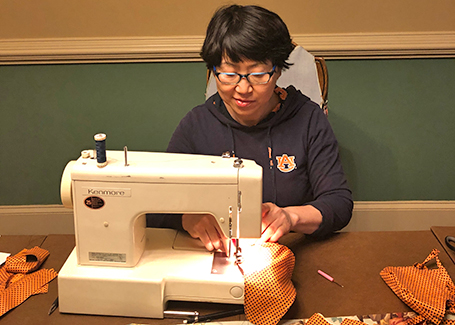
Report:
213,66,276,85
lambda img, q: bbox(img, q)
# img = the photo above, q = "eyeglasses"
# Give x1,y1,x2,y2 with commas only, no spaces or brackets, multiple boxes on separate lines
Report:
213,66,276,85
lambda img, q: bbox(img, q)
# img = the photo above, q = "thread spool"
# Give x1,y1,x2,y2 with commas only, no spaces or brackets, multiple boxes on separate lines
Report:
94,133,107,167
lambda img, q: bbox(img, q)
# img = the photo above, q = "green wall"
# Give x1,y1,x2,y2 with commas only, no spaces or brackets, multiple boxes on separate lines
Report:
0,62,207,205
327,59,455,201
1,59,454,204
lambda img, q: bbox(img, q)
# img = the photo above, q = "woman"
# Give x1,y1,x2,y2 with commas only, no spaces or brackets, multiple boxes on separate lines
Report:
150,4,353,252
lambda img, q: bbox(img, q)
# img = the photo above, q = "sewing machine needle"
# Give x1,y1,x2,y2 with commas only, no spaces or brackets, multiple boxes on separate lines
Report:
228,238,231,258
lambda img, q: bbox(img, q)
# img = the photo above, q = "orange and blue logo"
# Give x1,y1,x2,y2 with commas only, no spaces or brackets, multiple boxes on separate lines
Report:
276,154,296,173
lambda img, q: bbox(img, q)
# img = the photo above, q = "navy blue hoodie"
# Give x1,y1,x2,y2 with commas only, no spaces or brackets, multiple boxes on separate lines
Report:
158,86,352,238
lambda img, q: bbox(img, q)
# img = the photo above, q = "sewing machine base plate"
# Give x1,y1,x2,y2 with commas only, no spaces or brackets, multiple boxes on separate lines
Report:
58,228,244,318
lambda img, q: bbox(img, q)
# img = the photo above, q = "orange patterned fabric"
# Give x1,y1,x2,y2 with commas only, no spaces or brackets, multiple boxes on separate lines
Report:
0,246,58,317
306,313,331,325
4,246,50,273
380,249,455,325
242,242,296,325
340,319,368,325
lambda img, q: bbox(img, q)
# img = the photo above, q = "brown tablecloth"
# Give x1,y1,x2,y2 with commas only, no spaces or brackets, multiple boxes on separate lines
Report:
1,230,454,325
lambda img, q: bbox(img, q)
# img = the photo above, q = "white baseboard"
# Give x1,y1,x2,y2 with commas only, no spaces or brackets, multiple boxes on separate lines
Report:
343,201,455,232
0,201,454,235
0,204,74,235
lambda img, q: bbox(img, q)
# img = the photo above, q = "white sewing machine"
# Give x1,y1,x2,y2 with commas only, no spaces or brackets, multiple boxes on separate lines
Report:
58,149,262,318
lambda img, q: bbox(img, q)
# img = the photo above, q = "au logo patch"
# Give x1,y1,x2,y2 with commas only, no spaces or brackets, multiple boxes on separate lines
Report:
276,154,296,173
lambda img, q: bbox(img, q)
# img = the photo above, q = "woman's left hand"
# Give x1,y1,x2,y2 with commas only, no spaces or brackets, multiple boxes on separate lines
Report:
259,202,323,244
259,202,294,243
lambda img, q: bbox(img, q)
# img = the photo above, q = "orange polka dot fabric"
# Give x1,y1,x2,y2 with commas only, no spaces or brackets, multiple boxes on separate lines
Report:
243,242,296,325
4,246,50,273
306,313,330,325
0,246,58,317
380,249,455,325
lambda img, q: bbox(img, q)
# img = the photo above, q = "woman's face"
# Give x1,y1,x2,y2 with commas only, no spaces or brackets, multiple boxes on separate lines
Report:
215,58,282,126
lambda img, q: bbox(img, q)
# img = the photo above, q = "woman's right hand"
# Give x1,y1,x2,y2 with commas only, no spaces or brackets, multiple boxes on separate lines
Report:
182,214,229,252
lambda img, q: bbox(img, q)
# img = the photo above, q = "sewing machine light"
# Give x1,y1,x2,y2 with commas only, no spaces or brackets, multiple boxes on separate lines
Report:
238,240,273,275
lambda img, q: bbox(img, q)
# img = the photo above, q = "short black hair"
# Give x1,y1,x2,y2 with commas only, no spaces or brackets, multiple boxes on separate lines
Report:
200,5,295,70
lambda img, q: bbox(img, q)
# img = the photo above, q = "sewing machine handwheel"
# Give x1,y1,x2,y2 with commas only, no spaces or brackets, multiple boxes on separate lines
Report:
61,160,76,208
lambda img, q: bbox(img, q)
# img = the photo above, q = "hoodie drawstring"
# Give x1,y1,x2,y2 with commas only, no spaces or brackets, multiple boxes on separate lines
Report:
227,124,236,157
228,124,277,204
267,126,277,204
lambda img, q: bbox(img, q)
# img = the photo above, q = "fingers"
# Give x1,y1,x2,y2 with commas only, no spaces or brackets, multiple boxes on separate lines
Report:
259,220,281,244
182,214,228,252
199,228,227,252
261,222,287,243
261,202,272,216
259,203,292,244
195,228,216,251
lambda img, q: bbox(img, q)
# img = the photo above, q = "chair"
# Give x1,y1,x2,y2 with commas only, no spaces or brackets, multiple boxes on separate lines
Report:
205,45,329,116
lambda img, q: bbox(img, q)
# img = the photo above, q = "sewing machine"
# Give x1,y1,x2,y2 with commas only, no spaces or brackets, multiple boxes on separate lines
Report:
58,149,262,318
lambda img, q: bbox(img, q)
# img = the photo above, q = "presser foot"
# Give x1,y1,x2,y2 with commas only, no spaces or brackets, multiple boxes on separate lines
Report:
234,247,243,265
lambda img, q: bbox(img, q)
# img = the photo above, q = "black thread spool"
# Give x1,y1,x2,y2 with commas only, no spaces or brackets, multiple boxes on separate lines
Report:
94,133,107,167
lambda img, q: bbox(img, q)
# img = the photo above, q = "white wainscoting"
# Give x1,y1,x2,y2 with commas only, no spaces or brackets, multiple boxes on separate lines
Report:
1,201,454,235
1,31,455,65
344,201,455,232
0,205,74,235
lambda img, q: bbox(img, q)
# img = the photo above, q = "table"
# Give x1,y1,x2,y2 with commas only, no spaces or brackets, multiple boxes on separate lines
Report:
1,230,454,325
431,226,455,264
